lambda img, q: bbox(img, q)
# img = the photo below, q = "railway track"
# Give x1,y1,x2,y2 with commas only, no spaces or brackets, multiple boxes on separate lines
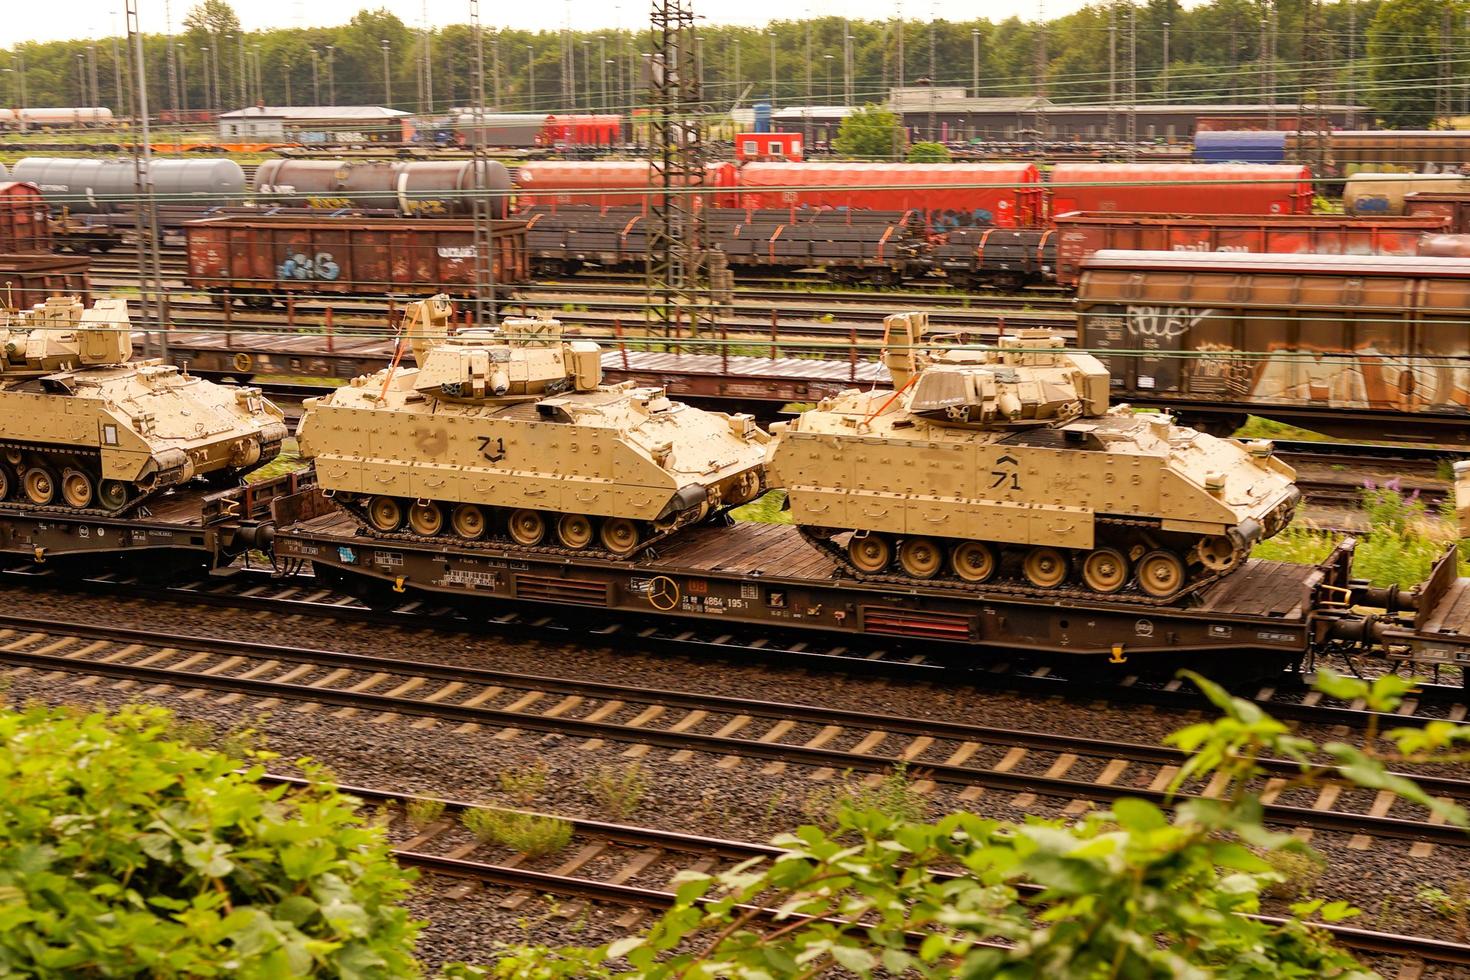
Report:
250,774,1470,971
2,594,1467,851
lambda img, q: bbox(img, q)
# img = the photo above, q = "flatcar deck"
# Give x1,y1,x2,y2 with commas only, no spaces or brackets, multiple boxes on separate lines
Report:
272,505,1371,661
148,331,886,406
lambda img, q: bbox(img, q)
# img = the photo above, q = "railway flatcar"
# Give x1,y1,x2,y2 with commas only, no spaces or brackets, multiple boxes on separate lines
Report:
1077,249,1470,442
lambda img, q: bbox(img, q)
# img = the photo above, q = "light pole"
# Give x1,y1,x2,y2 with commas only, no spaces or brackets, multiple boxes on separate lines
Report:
381,39,392,106
844,30,853,105
527,45,536,111
236,32,247,107
824,54,833,102
327,45,335,104
582,39,592,108
76,53,87,107
201,45,214,117
600,36,608,110
972,28,980,96
311,49,319,104
1161,20,1170,99
284,60,291,104
767,30,776,106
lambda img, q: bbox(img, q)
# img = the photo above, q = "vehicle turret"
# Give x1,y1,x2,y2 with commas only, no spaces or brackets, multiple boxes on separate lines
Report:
0,295,132,376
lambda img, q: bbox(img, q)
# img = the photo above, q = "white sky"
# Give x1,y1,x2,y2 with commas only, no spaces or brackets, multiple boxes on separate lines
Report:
4,0,1091,47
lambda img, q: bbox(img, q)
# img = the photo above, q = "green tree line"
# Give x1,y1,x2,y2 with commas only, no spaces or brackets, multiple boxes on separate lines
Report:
0,0,1464,128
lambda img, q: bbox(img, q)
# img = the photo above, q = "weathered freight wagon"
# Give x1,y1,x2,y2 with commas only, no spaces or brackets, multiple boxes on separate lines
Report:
0,253,90,310
1076,249,1470,441
184,215,530,306
0,182,53,254
1053,212,1450,286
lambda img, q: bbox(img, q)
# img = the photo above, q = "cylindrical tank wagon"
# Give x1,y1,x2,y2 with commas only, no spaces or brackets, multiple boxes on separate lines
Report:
253,159,512,219
11,157,247,215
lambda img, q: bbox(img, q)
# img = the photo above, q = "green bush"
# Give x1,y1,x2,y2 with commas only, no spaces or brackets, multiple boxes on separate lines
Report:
0,703,422,977
582,762,649,820
461,808,573,858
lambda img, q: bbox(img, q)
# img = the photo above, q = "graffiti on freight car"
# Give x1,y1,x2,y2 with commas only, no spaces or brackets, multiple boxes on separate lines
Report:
1126,305,1215,341
277,251,342,281
931,207,1000,229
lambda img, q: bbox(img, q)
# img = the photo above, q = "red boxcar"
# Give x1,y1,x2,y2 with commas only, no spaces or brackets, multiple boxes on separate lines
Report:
1049,164,1314,218
0,182,53,254
1053,211,1449,286
537,114,623,147
184,215,529,306
0,253,90,310
732,162,1043,229
513,161,739,209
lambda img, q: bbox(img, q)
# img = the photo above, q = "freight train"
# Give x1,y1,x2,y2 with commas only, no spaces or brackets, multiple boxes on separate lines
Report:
1196,129,1470,178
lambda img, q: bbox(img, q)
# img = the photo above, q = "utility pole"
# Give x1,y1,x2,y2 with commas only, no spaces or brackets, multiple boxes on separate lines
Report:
1126,1,1136,153
646,0,712,337
237,32,246,108
311,48,319,104
492,32,500,108
528,45,536,111
110,35,125,115
178,46,188,113
76,54,87,107
586,39,595,108
1263,1,1277,128
468,0,497,327
1437,3,1452,125
825,54,834,102
164,0,180,119
844,25,853,105
327,44,335,104
381,38,392,107
600,36,609,110
805,16,813,103
284,61,291,104
927,19,936,140
1345,2,1355,127
1108,3,1116,141
88,43,99,111
202,45,214,116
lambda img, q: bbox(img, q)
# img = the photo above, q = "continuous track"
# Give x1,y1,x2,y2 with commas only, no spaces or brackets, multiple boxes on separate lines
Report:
2,611,1465,850
262,775,1470,970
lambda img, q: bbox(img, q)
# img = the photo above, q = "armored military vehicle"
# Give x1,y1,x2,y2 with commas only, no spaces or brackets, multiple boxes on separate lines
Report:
296,296,768,556
767,314,1299,598
0,296,287,512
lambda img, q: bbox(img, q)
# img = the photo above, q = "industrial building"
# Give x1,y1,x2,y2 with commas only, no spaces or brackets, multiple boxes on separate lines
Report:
216,105,409,143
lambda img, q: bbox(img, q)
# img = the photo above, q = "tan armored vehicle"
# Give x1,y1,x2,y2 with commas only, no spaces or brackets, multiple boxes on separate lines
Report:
296,296,768,555
0,296,287,512
767,314,1300,598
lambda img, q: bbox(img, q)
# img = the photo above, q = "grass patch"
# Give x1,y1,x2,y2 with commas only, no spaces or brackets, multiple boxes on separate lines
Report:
1232,415,1332,442
730,490,792,525
462,808,574,858
582,762,649,820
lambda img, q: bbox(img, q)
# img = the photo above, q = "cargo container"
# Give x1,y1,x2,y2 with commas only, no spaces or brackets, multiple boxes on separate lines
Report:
513,161,740,209
1192,131,1288,164
1404,191,1470,233
538,114,623,147
0,182,53,254
184,216,529,306
1053,212,1449,286
0,254,90,310
1076,249,1470,440
1050,164,1313,217
1344,173,1470,215
733,162,1043,229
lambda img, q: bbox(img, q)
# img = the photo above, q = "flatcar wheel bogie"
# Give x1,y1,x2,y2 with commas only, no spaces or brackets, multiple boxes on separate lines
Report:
600,517,640,556
949,541,997,583
367,495,404,532
99,480,130,510
408,501,444,536
1081,547,1129,594
1022,547,1069,589
61,468,95,509
848,534,892,573
508,508,548,547
898,537,943,579
557,513,595,549
1136,550,1187,599
22,464,57,506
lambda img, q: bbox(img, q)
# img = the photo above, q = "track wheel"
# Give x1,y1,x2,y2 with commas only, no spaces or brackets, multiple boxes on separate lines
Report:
600,517,641,556
1192,535,1241,573
950,541,997,583
1136,550,1187,599
22,464,57,506
99,480,130,510
1022,547,1069,589
451,503,488,540
61,468,95,509
508,508,547,547
1081,547,1130,594
367,495,404,532
557,513,595,549
408,501,445,537
897,537,943,579
847,533,892,573
0,464,13,501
